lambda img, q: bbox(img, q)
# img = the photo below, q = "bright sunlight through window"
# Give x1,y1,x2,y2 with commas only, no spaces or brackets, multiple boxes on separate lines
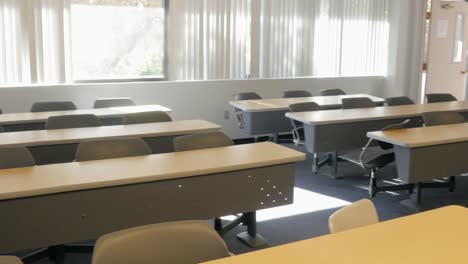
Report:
71,0,165,81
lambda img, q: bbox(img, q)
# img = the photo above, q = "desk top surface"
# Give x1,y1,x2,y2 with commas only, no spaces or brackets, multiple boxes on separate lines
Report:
286,101,468,125
0,120,221,147
0,105,172,125
0,142,305,200
203,206,468,264
367,123,468,148
230,94,385,112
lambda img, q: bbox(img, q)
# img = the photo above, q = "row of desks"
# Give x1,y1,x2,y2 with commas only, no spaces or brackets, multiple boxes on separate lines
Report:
0,105,171,131
0,142,306,253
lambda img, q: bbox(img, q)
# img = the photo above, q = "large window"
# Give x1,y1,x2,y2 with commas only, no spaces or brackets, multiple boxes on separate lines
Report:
0,0,389,85
71,0,165,81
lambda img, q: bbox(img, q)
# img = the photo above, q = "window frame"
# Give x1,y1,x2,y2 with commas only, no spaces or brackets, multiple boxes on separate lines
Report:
70,0,169,84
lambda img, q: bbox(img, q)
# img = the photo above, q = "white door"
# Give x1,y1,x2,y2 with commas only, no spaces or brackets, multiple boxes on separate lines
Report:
426,0,468,100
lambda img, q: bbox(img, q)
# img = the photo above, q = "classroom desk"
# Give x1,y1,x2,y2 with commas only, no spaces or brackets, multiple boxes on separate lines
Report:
0,120,221,165
286,101,468,176
230,94,385,138
0,142,305,254
203,206,468,264
0,105,171,131
367,123,468,184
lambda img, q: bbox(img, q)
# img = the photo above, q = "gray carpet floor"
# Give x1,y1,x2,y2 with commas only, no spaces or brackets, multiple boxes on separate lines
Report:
22,143,468,263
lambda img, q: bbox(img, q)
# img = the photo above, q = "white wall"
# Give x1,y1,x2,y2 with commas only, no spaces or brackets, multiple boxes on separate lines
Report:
0,76,384,139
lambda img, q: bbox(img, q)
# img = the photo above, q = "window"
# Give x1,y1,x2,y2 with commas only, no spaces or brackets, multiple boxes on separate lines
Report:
71,0,166,81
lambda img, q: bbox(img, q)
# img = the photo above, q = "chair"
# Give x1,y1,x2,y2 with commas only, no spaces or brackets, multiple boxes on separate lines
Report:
426,93,457,103
0,256,24,264
91,221,230,264
123,111,172,125
30,101,77,112
289,102,322,146
340,120,414,197
93,98,136,109
0,147,35,169
423,111,466,127
75,138,151,162
46,114,102,130
385,96,415,106
233,92,262,101
320,89,346,96
282,90,312,98
328,199,379,234
174,132,233,152
342,97,377,109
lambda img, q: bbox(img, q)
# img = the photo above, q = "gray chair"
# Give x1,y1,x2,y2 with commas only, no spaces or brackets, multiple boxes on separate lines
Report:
174,132,233,152
91,221,230,264
30,101,77,112
426,93,457,103
46,114,102,130
385,96,415,106
233,93,262,131
123,111,172,125
423,111,466,127
0,147,35,169
76,138,151,162
342,97,377,109
122,111,174,154
93,98,136,109
233,92,261,101
282,90,312,98
320,89,346,96
289,102,322,146
340,120,414,197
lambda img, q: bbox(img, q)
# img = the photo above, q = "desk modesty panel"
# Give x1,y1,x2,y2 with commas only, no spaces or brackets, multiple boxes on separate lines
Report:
0,142,306,253
367,124,468,183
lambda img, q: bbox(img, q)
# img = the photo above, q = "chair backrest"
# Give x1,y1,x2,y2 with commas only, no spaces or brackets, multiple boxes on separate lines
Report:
320,89,346,96
123,111,172,125
233,92,262,101
282,90,312,98
0,256,24,264
93,98,136,109
385,96,415,106
92,221,230,264
289,102,322,113
76,138,151,162
426,93,457,103
46,114,102,130
342,97,377,109
30,101,77,113
423,111,466,127
328,199,379,234
0,147,35,169
174,132,233,152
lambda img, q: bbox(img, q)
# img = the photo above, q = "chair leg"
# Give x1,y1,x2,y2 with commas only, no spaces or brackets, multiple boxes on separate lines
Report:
449,176,456,192
369,169,377,197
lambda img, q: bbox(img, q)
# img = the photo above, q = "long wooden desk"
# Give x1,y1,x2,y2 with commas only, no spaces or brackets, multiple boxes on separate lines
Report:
203,206,468,264
367,123,468,184
286,101,468,177
0,120,221,165
0,142,305,254
230,94,385,137
0,105,172,131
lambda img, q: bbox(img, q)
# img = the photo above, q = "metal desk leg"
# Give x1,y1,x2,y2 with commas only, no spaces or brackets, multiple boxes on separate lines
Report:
322,152,344,179
312,153,330,175
236,212,268,248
